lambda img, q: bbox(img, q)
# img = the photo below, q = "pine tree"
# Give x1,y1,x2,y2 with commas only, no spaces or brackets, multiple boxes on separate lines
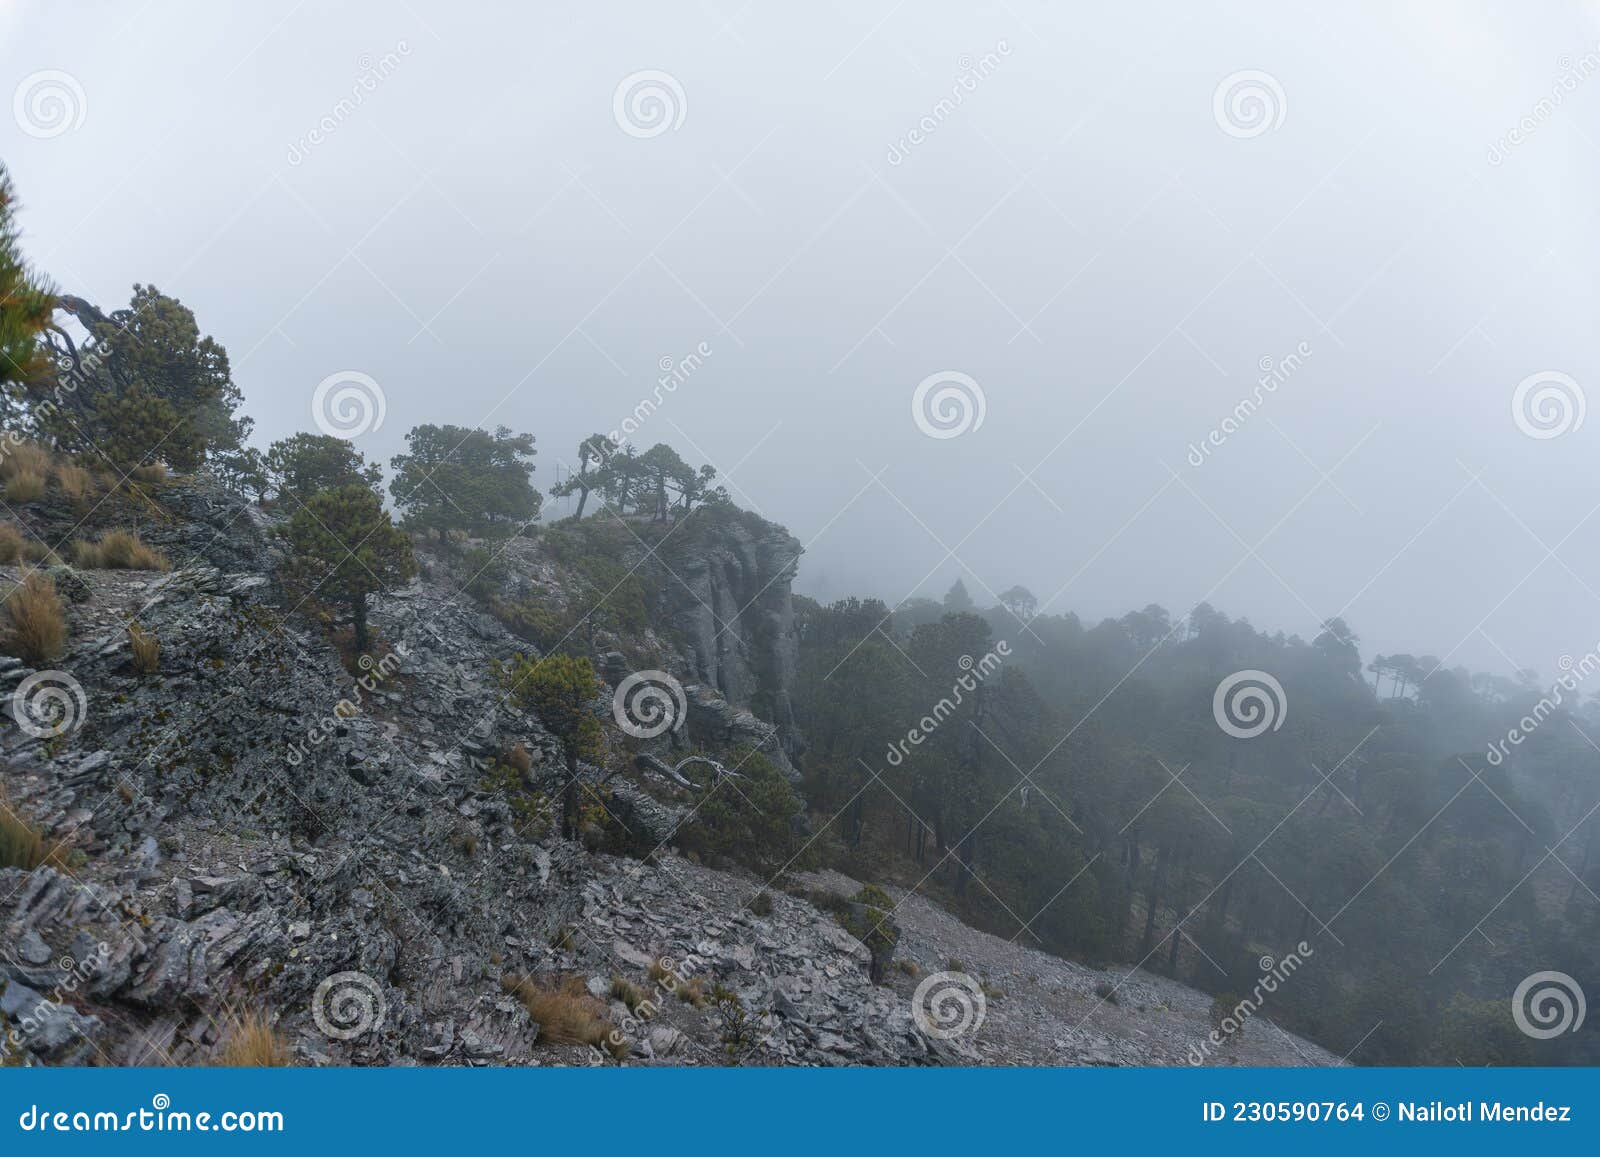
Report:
279,483,416,653
265,433,382,504
0,166,55,403
495,652,602,838
390,424,540,536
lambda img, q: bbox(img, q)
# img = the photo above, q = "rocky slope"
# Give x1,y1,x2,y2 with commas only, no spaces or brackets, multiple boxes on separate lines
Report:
0,478,1335,1067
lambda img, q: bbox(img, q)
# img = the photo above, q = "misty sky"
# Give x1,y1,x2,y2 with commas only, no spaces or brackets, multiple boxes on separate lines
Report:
4,0,1600,681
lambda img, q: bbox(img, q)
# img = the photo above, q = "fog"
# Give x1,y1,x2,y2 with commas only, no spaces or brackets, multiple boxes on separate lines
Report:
5,0,1599,678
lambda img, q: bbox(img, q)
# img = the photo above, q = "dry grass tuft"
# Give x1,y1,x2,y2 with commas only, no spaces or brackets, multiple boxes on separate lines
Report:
129,463,168,484
69,530,170,571
0,442,51,485
676,975,708,1008
0,522,27,564
128,622,160,674
214,1010,292,1066
609,974,654,1017
502,973,626,1058
0,788,66,871
54,462,92,503
3,569,66,664
5,468,46,503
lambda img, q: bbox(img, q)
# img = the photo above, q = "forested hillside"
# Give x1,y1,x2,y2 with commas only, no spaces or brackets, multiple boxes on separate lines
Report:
793,585,1600,1064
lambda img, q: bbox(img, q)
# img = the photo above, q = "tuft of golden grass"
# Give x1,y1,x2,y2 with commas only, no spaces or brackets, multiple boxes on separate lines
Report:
128,622,160,674
0,442,52,485
677,975,708,1008
69,530,170,571
5,468,46,503
3,569,66,664
54,462,92,503
609,974,655,1017
129,463,168,484
0,787,66,871
502,974,626,1058
0,522,26,564
214,1011,292,1066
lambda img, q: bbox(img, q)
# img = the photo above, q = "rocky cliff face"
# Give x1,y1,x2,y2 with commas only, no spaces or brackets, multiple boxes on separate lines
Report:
0,479,1334,1067
653,510,802,761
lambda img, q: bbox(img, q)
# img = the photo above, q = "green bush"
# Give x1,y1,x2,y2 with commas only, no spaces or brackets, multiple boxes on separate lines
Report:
677,749,804,874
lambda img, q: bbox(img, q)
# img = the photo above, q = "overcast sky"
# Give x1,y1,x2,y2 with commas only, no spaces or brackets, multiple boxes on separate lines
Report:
4,0,1600,680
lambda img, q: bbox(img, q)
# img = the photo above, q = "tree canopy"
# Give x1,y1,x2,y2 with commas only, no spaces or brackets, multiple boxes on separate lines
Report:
390,423,540,535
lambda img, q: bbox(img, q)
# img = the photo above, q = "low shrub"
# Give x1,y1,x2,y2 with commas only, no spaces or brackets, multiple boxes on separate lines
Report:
854,883,894,910
747,890,774,917
1209,992,1245,1039
677,749,806,874
709,983,762,1052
